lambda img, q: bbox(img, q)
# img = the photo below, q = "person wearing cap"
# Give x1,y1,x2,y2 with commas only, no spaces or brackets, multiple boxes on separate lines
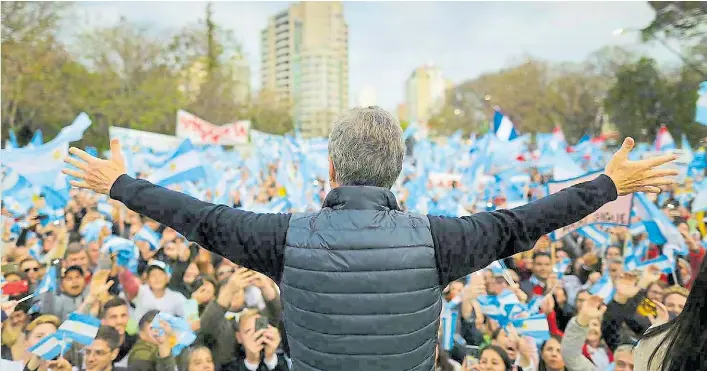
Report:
41,265,89,320
118,260,186,322
66,106,678,371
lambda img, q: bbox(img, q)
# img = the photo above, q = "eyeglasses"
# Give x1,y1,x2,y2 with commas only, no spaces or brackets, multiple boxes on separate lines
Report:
23,267,41,273
80,348,109,356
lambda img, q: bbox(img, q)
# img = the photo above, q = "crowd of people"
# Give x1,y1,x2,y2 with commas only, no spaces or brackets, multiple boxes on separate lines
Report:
1,128,706,371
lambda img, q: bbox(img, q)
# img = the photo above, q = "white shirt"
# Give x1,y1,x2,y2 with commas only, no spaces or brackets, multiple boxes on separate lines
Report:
244,355,278,371
133,284,187,321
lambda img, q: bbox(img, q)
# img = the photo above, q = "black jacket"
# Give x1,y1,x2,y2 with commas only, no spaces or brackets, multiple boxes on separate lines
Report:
109,174,618,370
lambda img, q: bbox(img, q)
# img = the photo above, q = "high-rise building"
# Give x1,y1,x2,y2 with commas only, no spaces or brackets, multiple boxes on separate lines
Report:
404,64,448,124
261,2,349,137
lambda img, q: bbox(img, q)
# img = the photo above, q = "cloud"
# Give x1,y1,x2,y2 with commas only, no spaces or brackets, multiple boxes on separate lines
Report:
71,1,676,113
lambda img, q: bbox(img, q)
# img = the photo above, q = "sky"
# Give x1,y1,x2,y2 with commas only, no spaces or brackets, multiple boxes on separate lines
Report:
71,1,680,112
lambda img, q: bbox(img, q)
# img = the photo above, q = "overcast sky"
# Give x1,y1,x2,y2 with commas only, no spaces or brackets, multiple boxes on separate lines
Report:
72,1,679,111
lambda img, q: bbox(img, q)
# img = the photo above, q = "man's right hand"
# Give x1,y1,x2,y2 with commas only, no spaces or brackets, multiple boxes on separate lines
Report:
605,137,678,196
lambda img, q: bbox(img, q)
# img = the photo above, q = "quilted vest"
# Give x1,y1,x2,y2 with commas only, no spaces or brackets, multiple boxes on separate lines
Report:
281,186,442,371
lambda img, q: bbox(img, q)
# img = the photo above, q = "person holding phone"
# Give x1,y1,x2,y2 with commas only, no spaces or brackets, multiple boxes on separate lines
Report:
228,310,287,371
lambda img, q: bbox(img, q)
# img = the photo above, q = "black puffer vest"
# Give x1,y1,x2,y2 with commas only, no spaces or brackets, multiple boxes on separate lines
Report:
281,186,442,371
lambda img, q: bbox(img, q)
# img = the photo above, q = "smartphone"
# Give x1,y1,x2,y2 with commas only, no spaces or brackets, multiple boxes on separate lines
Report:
636,297,658,318
184,299,200,321
255,316,269,332
465,345,481,359
98,254,113,271
465,355,479,368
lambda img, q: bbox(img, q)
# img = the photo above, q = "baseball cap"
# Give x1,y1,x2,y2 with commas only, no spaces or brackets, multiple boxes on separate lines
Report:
146,260,172,276
63,265,85,277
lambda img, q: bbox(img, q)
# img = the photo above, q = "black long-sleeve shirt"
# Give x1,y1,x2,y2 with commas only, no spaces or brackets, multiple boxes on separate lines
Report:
109,174,618,287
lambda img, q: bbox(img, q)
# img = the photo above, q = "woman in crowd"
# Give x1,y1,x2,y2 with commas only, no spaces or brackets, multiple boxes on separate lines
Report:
537,336,566,371
634,256,707,370
465,345,513,371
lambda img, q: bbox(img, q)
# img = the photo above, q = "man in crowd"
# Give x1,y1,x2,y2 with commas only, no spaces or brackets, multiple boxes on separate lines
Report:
127,310,176,371
119,260,187,321
65,104,677,370
83,326,125,371
100,298,136,365
229,310,287,371
41,265,89,320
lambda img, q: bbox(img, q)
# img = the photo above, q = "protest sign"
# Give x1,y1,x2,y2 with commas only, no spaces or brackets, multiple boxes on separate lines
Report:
176,110,250,145
109,127,181,153
547,171,633,240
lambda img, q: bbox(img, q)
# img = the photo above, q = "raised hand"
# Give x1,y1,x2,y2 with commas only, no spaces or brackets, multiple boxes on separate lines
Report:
576,295,606,327
63,139,126,195
605,137,678,195
648,301,669,326
262,325,282,359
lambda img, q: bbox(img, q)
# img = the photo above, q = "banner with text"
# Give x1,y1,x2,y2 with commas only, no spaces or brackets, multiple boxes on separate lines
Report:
109,127,182,153
547,171,633,240
176,110,250,145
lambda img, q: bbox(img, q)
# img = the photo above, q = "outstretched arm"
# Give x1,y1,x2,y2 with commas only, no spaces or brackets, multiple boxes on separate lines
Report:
430,137,678,286
63,139,290,281
430,174,617,286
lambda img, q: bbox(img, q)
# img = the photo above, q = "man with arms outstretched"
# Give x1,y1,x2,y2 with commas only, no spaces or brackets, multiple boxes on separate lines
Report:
64,106,677,371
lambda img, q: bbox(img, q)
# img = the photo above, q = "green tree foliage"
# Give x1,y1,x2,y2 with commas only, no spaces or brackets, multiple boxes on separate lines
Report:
1,2,291,150
604,57,707,143
642,2,707,42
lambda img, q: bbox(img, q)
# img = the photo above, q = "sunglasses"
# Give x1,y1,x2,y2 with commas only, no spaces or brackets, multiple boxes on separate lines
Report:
23,267,41,273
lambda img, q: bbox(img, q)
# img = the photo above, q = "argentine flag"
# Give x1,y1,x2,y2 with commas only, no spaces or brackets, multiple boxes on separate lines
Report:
589,273,615,304
492,109,519,142
440,310,458,351
147,149,208,187
28,333,70,361
511,314,550,341
133,226,161,251
57,312,100,345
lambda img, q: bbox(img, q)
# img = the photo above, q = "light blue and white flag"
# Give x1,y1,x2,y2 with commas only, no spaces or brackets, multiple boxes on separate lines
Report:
441,310,458,351
133,226,161,251
492,109,519,142
57,312,100,345
511,314,550,341
151,312,197,356
589,273,615,304
637,255,674,274
28,333,70,361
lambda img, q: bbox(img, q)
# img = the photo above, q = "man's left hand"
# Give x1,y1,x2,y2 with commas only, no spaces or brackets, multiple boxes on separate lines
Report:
63,139,126,195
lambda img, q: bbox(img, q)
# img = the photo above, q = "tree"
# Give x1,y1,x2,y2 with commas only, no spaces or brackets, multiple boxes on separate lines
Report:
641,2,707,42
74,16,185,149
604,57,669,142
1,1,77,140
249,90,293,135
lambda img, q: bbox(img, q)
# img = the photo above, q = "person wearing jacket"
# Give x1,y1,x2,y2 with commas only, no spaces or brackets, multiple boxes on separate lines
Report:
41,265,89,320
562,295,635,371
65,105,678,371
220,310,288,371
199,268,282,368
127,310,177,371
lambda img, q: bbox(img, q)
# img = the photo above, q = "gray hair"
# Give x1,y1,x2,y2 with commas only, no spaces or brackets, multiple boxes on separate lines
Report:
615,344,634,355
328,106,404,189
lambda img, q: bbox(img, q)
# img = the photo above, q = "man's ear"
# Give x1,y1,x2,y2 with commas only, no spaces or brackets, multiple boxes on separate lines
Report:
328,158,338,188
